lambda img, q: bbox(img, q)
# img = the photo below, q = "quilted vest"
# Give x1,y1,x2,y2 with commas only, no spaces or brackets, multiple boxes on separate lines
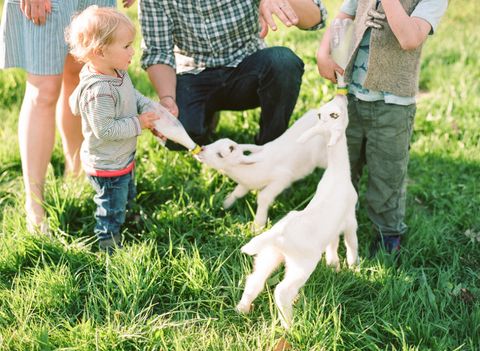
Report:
343,0,425,97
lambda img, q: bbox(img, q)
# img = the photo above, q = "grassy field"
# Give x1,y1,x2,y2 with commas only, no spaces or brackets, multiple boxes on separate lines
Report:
1,0,479,350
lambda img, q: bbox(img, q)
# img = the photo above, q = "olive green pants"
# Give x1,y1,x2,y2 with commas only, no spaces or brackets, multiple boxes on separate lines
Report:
346,94,416,236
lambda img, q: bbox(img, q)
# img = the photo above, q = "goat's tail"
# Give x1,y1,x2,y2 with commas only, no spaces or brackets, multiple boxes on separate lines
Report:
241,230,277,256
241,211,296,255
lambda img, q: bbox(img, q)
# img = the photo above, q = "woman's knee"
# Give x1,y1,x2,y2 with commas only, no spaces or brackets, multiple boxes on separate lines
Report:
62,54,83,87
26,74,63,107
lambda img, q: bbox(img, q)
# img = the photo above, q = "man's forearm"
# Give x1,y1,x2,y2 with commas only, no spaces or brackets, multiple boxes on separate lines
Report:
290,0,322,29
146,63,177,100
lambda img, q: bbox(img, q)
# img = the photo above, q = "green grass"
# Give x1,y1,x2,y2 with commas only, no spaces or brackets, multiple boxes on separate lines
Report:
1,0,479,350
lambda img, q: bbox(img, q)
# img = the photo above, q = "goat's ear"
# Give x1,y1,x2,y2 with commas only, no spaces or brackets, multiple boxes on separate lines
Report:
296,127,318,144
239,144,263,153
328,127,344,147
233,154,264,165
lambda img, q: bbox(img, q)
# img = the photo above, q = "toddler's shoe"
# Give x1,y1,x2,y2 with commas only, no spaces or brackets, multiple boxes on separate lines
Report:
126,211,148,229
370,234,401,258
99,233,123,256
101,243,124,256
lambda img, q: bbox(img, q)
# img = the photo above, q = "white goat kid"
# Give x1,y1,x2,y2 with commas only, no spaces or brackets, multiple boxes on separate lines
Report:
196,111,328,228
236,94,359,328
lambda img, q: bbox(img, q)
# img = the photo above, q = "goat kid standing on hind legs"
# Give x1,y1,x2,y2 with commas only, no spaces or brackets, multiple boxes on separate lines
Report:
236,94,359,329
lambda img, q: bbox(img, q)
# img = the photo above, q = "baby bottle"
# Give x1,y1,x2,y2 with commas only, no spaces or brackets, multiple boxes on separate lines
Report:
330,18,355,95
148,100,201,155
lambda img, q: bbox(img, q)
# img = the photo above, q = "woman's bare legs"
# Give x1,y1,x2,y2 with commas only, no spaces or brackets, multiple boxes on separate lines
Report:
21,54,84,227
56,54,84,177
19,73,63,226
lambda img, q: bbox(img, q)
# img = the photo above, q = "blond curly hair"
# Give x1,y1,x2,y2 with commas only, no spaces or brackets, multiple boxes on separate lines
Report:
65,5,136,63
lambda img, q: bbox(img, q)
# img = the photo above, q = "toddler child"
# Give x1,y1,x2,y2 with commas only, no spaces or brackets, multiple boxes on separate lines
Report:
317,0,447,256
66,5,159,254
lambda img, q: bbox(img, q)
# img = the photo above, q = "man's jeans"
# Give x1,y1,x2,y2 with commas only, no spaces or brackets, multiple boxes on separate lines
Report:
346,94,417,236
87,167,136,250
168,46,305,150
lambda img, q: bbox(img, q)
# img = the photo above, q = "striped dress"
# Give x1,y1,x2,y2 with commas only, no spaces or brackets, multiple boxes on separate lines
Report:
0,0,116,75
69,65,152,174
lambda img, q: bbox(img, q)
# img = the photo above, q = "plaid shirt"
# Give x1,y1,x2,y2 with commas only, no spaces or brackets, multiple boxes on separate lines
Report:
139,0,327,74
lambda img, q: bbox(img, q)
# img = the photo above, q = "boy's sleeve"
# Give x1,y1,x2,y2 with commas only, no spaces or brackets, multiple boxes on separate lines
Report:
83,84,142,141
339,0,359,17
139,0,176,71
411,0,448,35
135,89,153,115
303,0,328,31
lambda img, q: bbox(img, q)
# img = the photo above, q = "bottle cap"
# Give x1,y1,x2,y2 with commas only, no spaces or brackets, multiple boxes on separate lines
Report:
190,144,201,155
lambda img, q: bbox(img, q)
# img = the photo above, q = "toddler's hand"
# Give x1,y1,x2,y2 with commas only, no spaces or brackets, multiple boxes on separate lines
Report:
151,128,167,142
138,111,159,130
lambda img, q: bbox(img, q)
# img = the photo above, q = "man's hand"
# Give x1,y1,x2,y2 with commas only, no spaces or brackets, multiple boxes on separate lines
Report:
159,95,179,118
258,0,299,39
21,0,51,25
150,96,179,141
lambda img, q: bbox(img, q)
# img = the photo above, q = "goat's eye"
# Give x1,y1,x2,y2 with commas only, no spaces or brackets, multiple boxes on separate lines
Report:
330,112,339,119
317,113,322,119
229,146,235,152
217,152,223,158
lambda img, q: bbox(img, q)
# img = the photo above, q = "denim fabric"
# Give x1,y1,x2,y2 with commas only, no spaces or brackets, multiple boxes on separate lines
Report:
167,46,305,149
87,166,136,250
346,94,416,236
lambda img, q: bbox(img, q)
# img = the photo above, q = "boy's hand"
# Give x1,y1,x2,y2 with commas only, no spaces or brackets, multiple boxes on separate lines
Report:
365,9,386,30
138,111,159,130
317,51,344,84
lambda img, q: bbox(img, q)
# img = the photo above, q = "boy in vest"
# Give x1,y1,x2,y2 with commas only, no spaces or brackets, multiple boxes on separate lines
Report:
317,0,448,257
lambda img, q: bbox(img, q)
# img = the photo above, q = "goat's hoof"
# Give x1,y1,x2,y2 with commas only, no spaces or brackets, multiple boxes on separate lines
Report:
279,317,292,330
326,261,341,272
236,303,253,314
250,223,265,233
292,296,299,307
348,256,361,269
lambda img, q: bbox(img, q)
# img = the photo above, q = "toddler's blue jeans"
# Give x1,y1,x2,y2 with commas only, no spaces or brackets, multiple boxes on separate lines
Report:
166,46,305,149
87,167,136,251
